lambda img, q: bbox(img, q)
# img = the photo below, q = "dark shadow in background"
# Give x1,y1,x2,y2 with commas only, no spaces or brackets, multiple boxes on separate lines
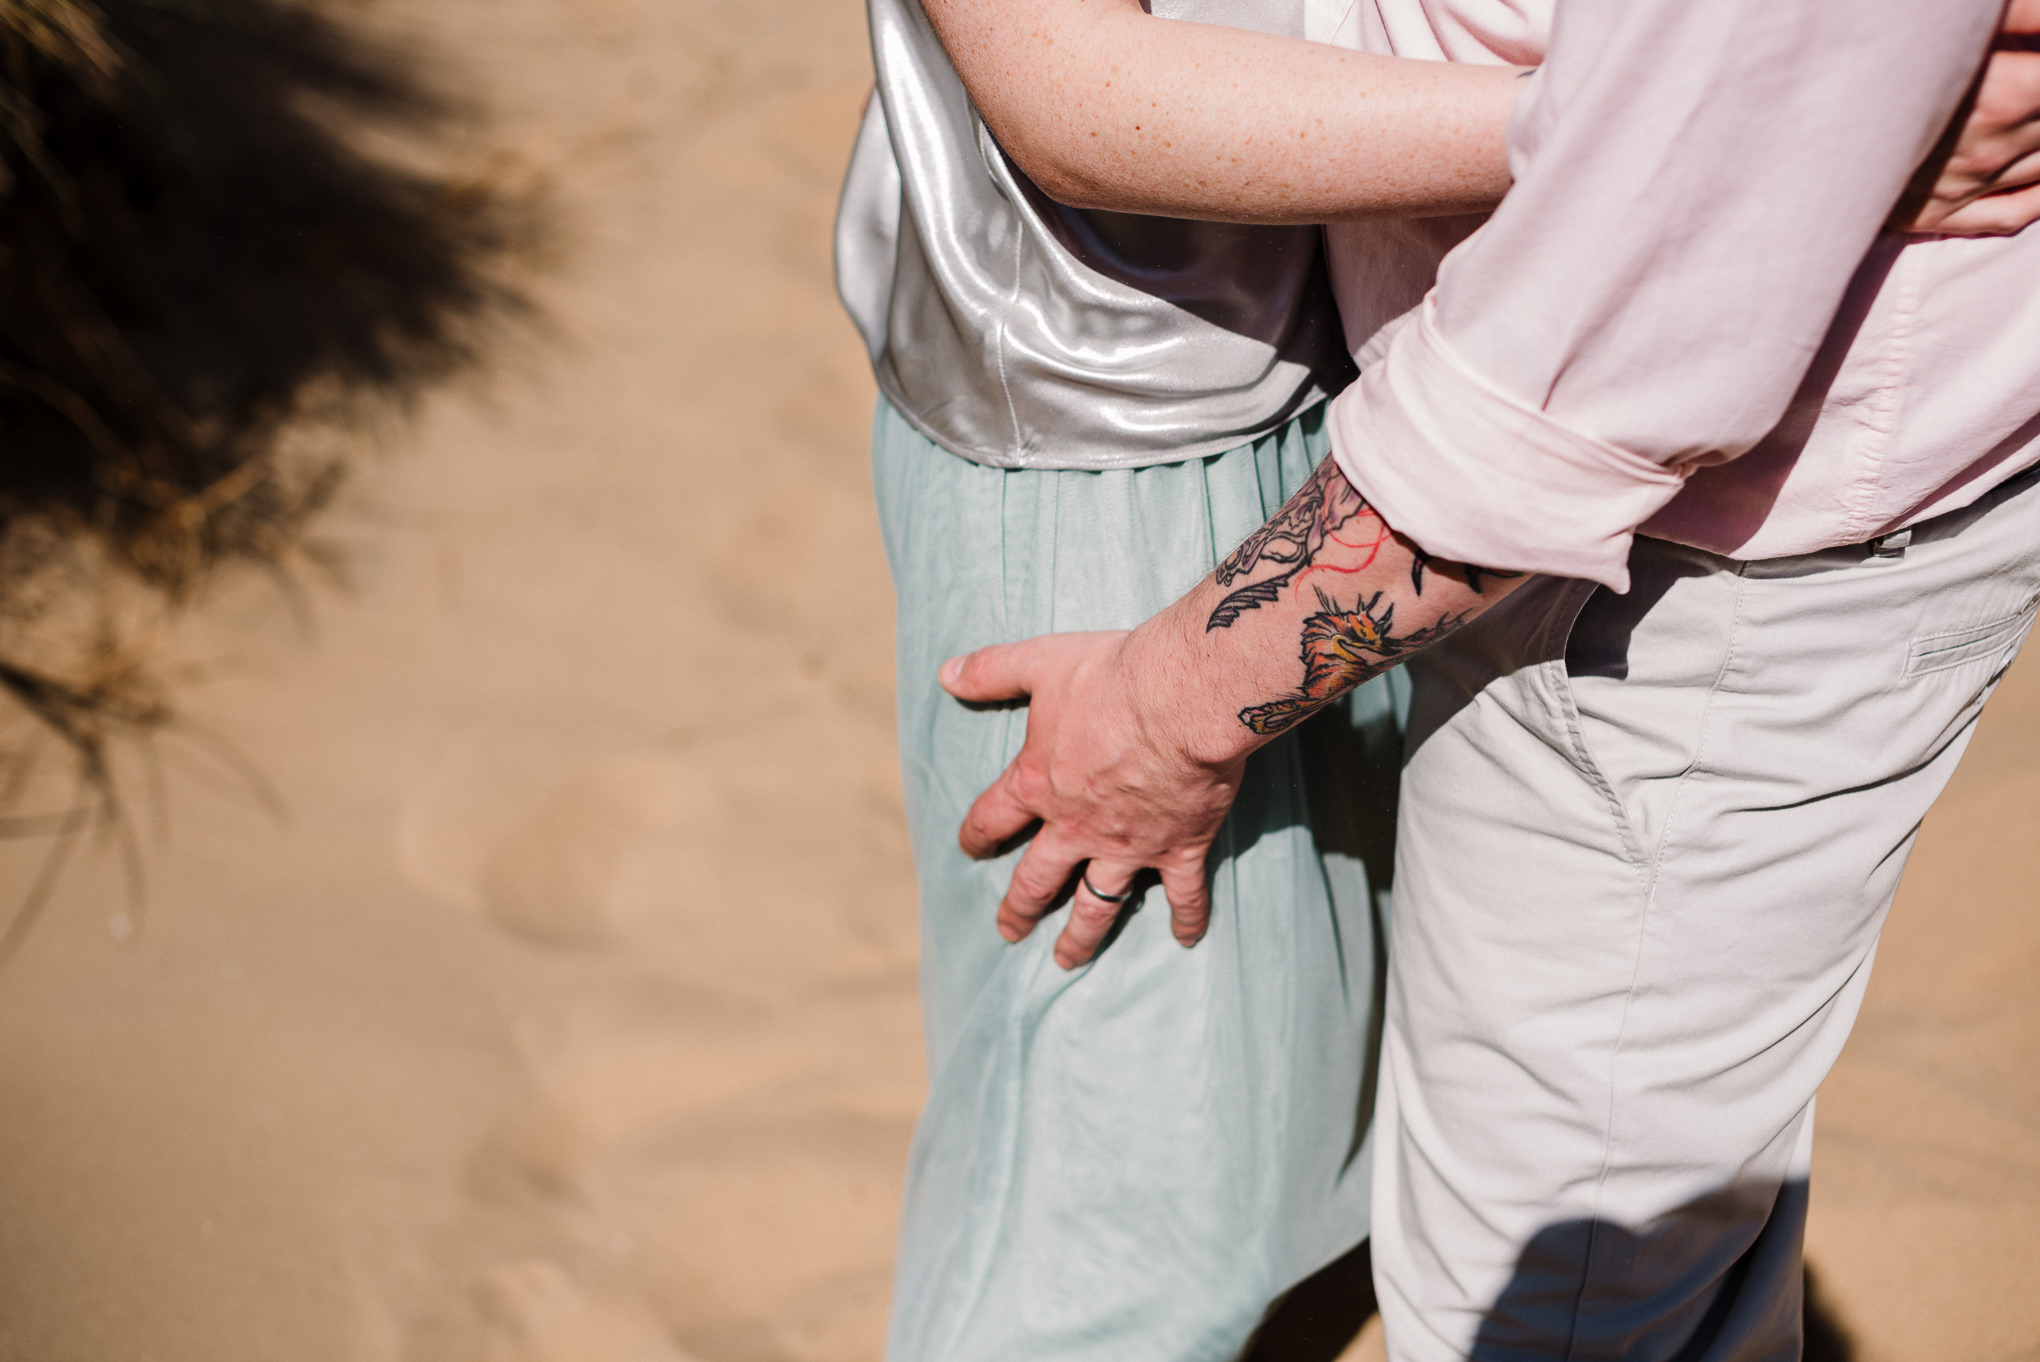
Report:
0,0,539,957
1239,1234,1857,1361
1243,1239,1379,1362
1802,1264,1858,1362
1467,1182,1860,1362
2,0,535,583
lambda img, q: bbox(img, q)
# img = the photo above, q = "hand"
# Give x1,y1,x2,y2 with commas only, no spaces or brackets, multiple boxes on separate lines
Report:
1895,0,2040,237
936,454,1521,971
941,628,1248,970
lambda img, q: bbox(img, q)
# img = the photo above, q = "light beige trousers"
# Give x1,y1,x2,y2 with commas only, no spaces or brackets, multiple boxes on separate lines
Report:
1378,467,2040,1360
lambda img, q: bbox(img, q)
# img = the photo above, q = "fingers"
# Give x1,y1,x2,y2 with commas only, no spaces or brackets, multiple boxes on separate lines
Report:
959,764,1041,860
999,844,1216,966
994,831,1085,944
940,641,1036,704
1158,858,1212,948
1929,177,2040,236
1052,860,1142,970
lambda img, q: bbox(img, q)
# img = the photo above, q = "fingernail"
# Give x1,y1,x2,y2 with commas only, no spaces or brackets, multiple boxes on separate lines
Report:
1055,953,1077,971
998,922,1021,942
939,657,962,687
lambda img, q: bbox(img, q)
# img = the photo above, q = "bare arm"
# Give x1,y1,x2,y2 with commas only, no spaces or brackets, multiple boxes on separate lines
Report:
924,0,2040,236
935,0,2027,975
921,0,1523,224
942,455,1524,967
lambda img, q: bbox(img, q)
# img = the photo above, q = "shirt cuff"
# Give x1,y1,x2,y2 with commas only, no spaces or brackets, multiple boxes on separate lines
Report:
1327,298,1689,593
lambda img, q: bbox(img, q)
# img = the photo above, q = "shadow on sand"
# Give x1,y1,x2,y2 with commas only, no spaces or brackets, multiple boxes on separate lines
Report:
1241,1238,1859,1361
0,0,542,955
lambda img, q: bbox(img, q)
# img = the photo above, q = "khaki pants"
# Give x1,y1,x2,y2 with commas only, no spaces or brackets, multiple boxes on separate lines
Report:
1379,468,2040,1360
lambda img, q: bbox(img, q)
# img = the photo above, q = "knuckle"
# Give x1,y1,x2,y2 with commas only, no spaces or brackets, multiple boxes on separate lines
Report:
1004,900,1044,925
1006,762,1051,806
1072,898,1116,927
978,793,1022,833
1013,862,1062,901
1008,877,1048,907
959,816,1001,853
963,651,998,687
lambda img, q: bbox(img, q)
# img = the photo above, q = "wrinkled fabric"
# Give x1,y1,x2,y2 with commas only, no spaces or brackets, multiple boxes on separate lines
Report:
1378,467,2040,1359
1325,0,2040,586
835,0,1354,471
872,397,1403,1362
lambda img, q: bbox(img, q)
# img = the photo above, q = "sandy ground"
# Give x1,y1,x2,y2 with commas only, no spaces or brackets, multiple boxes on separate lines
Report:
0,2,2033,1360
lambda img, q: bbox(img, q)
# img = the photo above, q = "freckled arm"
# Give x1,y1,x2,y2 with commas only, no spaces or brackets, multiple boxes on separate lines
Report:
920,0,1524,225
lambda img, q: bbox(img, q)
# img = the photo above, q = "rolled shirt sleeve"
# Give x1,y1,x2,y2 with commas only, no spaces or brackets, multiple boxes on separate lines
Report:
1329,0,2003,591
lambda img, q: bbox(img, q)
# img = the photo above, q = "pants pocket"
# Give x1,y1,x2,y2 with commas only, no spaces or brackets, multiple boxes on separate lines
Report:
1904,595,2040,679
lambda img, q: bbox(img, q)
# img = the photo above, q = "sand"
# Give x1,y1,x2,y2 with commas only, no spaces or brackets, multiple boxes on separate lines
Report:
0,2,2032,1360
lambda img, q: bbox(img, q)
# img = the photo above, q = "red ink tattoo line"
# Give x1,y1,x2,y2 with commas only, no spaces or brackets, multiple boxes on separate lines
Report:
1290,528,1390,595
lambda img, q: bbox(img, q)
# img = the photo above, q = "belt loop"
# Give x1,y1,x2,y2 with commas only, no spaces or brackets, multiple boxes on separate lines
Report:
1870,527,1913,558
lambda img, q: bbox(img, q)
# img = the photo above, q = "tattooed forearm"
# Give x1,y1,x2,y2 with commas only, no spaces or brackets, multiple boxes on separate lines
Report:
1237,562,1515,736
1237,587,1471,734
1216,457,1365,586
1208,456,1372,631
1204,452,1523,735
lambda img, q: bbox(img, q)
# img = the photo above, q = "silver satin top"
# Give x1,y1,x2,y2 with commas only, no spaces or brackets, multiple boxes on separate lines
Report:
835,0,1354,470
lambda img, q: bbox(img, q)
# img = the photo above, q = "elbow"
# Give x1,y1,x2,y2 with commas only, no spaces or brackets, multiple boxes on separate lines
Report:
1015,154,1115,211
984,122,1119,210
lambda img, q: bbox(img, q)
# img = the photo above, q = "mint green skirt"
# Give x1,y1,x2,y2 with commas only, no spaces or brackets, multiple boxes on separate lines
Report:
872,397,1404,1362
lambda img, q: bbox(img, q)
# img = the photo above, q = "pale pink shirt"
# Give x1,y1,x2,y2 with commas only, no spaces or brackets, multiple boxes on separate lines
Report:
1321,0,2039,591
